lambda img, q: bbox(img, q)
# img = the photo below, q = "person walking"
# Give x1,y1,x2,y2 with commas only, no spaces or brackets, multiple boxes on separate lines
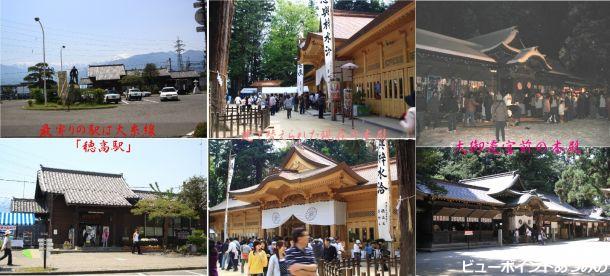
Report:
270,95,277,116
428,92,441,128
227,238,239,271
285,228,317,276
317,92,326,119
491,94,508,142
131,228,142,255
442,91,459,133
464,94,479,127
526,227,532,243
248,241,268,276
0,231,12,266
322,238,337,263
284,96,294,119
241,240,252,274
102,227,109,247
549,91,559,123
352,240,362,264
483,90,493,122
267,241,289,276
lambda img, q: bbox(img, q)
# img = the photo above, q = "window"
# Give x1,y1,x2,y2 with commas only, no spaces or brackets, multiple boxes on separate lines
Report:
399,78,404,99
355,228,360,241
369,227,375,240
384,80,388,98
362,228,367,242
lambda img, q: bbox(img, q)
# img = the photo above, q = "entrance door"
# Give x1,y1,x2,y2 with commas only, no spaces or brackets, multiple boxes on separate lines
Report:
382,69,408,118
280,216,305,238
79,224,100,247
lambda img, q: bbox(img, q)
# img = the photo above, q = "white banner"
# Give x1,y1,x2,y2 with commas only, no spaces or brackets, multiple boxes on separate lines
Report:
261,201,346,229
511,215,533,230
297,63,304,96
317,0,334,84
224,154,236,241
375,140,392,241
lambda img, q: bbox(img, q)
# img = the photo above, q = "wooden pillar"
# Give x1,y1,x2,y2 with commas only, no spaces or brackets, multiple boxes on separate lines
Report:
396,139,415,275
331,224,337,239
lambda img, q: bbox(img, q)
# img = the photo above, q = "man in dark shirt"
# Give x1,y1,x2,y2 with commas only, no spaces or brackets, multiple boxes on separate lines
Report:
285,228,317,276
322,238,337,263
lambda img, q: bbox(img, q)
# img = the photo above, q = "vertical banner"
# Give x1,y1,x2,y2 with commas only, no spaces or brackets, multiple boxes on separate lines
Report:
317,0,334,83
223,154,236,241
297,63,304,96
375,140,393,241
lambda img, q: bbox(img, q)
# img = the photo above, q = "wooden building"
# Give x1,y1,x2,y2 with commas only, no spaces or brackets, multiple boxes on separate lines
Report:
416,26,588,102
12,166,200,249
416,171,610,251
298,1,415,118
87,64,126,90
209,145,400,251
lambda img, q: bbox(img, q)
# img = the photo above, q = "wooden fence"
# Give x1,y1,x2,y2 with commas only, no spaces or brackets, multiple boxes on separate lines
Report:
318,256,401,276
210,106,270,138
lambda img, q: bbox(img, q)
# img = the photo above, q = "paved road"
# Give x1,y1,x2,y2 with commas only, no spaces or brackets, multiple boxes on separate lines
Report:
418,118,610,147
0,94,206,137
0,251,205,274
86,269,206,275
417,238,610,275
252,107,404,139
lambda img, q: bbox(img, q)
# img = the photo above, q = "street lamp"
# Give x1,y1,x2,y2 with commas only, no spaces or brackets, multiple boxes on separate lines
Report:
34,17,47,105
60,45,65,71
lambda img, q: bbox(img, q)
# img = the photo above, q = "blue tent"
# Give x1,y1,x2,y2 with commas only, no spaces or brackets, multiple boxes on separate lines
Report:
0,212,35,226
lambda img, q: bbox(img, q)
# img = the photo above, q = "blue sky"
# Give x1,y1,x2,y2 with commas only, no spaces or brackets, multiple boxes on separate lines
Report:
0,139,207,211
0,0,204,66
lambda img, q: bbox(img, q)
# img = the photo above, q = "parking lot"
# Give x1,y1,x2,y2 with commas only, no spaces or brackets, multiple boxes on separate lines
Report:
0,94,206,137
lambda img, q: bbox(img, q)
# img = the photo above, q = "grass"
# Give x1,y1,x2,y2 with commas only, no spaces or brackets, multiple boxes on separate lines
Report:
23,102,118,110
14,267,58,273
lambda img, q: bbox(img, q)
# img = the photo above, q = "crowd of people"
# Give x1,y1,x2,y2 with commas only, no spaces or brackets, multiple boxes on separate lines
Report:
208,228,391,276
512,226,547,246
418,86,610,141
226,91,328,120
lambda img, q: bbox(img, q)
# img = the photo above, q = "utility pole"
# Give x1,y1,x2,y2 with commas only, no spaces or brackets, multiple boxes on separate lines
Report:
168,58,172,72
34,17,47,105
174,37,185,71
60,45,66,71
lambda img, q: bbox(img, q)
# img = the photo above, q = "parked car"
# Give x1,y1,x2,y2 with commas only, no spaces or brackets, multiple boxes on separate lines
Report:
159,87,179,101
141,90,151,97
103,89,121,104
125,88,143,101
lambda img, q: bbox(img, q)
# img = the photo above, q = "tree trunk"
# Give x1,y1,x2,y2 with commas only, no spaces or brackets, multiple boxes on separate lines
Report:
396,140,415,275
209,0,235,115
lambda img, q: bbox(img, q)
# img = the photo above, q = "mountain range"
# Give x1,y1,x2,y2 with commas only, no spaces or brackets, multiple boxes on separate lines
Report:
1,50,205,85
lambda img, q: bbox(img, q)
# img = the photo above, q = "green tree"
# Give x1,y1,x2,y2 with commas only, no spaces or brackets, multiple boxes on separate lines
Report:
179,176,207,215
23,62,56,88
119,74,143,88
228,0,274,95
132,182,199,250
559,2,610,85
261,0,318,85
142,63,159,91
333,0,387,13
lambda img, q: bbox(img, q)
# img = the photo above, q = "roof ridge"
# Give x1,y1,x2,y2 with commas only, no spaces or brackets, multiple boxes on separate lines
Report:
296,144,338,164
426,179,491,191
460,171,517,182
417,28,481,47
40,165,124,178
467,26,518,42
89,64,125,67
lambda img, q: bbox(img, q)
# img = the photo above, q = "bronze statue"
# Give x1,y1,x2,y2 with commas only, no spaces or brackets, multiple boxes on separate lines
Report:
69,66,79,84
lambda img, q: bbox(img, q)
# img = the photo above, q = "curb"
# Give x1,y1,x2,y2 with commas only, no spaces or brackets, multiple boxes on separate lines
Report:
0,266,206,275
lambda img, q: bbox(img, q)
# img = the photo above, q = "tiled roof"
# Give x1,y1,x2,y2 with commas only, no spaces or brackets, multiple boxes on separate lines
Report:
11,198,47,214
132,190,158,200
539,193,582,216
88,64,126,81
38,166,138,207
169,71,199,79
417,180,505,206
459,171,520,195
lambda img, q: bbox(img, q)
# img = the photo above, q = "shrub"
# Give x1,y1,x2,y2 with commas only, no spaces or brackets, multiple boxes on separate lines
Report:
27,99,33,107
30,88,44,104
194,122,206,137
